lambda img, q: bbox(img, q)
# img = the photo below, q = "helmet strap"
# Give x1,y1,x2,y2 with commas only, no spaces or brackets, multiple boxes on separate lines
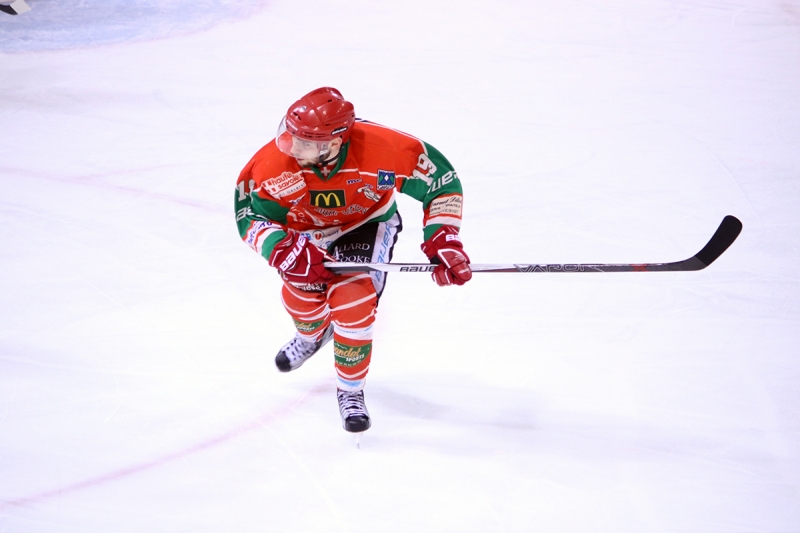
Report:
316,150,339,167
315,138,343,167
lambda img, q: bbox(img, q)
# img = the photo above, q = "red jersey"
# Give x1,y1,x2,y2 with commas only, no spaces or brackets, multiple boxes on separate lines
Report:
235,120,464,259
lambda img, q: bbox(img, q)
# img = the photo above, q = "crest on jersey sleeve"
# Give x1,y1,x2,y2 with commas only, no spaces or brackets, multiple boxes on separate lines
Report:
376,169,396,190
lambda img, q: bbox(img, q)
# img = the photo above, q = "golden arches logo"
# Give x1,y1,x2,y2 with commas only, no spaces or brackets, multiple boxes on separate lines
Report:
311,190,345,207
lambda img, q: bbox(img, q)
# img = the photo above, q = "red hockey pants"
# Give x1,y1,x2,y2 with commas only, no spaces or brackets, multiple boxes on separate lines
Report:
281,273,377,391
279,214,401,391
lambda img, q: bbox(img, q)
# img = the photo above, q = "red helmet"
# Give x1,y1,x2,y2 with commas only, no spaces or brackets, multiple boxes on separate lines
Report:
282,87,355,143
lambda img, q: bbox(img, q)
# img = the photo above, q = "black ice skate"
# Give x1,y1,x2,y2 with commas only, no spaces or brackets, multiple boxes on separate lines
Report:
337,389,371,433
274,326,333,372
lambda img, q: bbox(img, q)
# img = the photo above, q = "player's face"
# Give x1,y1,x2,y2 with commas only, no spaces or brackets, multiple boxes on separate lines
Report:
289,137,329,166
276,118,330,165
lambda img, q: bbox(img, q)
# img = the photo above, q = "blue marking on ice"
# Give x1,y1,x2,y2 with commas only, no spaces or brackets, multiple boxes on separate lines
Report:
0,0,266,53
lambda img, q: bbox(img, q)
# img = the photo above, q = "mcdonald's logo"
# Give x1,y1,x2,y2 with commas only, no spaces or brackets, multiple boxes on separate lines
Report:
310,190,346,207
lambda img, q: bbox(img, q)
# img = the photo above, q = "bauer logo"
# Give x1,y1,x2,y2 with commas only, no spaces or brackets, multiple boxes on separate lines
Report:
376,170,395,190
310,190,346,208
400,265,436,272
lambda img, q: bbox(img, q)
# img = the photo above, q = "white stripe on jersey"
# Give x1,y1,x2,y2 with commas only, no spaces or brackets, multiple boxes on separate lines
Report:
425,215,462,228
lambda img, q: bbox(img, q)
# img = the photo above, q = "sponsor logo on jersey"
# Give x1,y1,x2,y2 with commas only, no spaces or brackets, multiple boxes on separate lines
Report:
428,195,463,218
315,205,367,217
335,255,372,263
338,242,371,252
244,220,274,248
310,190,346,208
358,185,381,202
346,178,363,185
263,171,306,200
377,169,396,190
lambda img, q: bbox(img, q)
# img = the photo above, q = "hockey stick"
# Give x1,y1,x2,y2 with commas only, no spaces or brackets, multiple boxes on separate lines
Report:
325,215,742,274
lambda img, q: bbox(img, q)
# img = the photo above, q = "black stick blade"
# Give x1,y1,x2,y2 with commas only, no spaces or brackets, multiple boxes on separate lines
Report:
692,215,743,269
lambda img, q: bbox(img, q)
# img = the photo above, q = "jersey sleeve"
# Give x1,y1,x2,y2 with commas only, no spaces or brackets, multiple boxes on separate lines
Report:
397,141,464,241
234,160,290,261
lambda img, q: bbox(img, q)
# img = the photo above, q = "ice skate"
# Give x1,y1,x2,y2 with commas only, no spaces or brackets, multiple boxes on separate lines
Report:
274,325,333,372
337,388,371,433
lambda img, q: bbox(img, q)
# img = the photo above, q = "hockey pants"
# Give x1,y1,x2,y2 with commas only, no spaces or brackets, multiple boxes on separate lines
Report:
280,214,402,391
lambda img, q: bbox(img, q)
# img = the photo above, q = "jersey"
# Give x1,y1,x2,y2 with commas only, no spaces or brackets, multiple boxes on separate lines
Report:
235,119,464,260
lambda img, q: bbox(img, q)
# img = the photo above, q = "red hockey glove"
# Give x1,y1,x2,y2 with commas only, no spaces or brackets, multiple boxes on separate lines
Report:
421,226,473,286
268,232,334,285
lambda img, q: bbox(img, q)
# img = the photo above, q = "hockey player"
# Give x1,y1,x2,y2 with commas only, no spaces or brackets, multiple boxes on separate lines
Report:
235,87,471,433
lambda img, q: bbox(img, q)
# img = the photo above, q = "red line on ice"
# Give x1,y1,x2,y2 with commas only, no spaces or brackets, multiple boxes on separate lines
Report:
0,383,327,511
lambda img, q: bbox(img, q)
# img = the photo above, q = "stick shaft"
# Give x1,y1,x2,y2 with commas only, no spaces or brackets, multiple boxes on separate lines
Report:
325,216,743,274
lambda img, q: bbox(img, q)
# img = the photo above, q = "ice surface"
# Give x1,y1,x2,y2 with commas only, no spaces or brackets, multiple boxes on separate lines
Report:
1,0,799,532
0,0,267,52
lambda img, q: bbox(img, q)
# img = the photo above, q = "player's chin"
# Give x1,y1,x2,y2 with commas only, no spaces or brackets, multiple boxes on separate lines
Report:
295,157,317,167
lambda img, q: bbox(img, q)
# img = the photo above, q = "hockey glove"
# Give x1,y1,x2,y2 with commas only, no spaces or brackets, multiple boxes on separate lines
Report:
421,226,473,286
268,232,334,285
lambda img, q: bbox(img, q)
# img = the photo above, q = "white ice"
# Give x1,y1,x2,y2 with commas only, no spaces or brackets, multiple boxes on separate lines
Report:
1,0,799,531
